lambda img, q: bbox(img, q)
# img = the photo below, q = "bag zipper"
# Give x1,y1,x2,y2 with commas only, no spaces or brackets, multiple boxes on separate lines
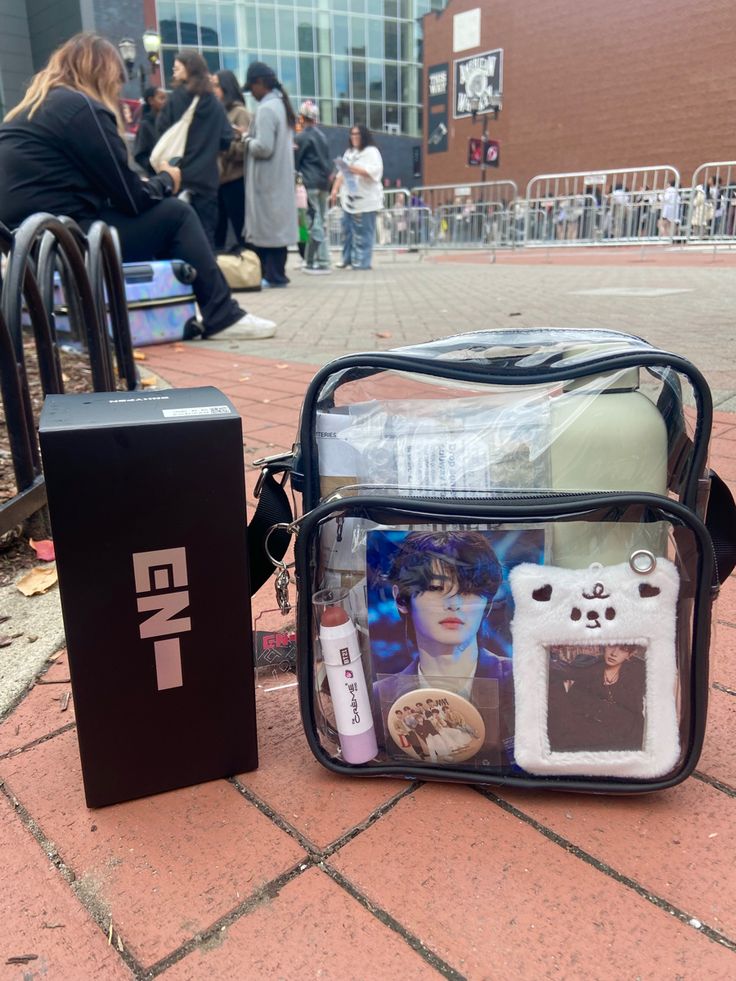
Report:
296,349,712,513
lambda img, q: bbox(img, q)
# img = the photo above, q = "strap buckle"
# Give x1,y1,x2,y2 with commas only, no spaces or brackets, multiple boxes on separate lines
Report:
252,451,293,499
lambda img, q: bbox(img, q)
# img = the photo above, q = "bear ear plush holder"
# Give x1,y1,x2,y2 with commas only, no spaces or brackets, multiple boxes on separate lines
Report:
509,558,680,779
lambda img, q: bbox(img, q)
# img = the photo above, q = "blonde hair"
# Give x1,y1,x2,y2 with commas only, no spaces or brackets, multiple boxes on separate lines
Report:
5,33,125,126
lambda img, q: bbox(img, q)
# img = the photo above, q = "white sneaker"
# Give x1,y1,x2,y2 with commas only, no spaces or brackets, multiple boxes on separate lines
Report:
222,313,276,339
304,266,333,275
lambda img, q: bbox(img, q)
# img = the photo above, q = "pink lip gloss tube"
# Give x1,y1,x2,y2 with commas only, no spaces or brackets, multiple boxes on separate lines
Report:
313,588,378,765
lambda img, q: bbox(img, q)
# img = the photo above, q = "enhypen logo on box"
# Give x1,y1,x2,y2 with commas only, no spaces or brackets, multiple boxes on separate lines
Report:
132,547,191,690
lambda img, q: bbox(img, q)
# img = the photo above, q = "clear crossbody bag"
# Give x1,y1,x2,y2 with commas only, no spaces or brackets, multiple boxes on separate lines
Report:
261,329,736,793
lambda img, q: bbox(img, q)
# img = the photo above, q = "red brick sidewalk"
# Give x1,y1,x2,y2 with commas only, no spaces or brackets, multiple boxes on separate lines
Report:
1,344,735,979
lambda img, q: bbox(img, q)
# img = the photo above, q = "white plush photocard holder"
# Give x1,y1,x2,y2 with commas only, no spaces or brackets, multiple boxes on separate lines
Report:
509,558,681,779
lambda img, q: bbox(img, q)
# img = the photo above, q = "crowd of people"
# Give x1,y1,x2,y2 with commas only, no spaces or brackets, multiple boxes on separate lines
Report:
0,32,387,343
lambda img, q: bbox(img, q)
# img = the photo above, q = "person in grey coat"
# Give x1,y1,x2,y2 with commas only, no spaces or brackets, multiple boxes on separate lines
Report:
241,62,298,287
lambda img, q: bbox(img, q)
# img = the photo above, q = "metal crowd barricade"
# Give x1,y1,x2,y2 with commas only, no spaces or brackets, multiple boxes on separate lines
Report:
522,194,600,245
327,206,344,251
685,162,736,242
381,188,410,212
375,205,433,251
410,180,518,213
327,203,434,254
525,167,681,245
429,200,504,248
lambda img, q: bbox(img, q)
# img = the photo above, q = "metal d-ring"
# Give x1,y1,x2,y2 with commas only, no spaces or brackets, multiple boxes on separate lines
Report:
264,522,297,571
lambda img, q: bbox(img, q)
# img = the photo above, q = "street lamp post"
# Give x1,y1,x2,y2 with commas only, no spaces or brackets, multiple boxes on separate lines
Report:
118,30,161,98
142,29,161,82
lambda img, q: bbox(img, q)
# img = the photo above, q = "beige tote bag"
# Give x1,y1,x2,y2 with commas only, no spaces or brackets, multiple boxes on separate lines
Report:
216,249,262,290
149,96,199,173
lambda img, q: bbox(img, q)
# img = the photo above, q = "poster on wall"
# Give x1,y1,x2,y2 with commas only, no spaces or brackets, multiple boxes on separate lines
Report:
427,62,449,154
427,111,448,154
454,49,503,119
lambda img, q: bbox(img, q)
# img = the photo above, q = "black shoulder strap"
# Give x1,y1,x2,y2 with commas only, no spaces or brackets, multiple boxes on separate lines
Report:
246,469,294,595
705,469,736,586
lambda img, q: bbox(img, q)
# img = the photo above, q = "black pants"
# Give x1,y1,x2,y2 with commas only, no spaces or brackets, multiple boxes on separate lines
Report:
247,244,289,285
215,179,246,251
98,197,243,335
190,192,218,250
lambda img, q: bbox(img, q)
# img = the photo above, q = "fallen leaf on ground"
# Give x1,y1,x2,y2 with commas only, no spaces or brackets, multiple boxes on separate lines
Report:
133,350,147,361
29,538,55,561
275,363,289,369
238,375,251,381
375,331,392,339
140,377,157,388
16,566,58,596
0,635,12,647
173,344,186,352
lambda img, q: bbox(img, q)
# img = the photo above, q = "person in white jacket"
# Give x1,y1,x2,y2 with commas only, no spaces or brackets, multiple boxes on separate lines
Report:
330,124,383,270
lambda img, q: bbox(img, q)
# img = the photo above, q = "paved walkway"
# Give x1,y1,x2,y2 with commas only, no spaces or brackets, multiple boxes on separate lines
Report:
1,250,735,979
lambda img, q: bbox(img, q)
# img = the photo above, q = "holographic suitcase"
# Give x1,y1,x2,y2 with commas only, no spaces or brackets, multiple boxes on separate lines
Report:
44,260,197,347
121,260,197,346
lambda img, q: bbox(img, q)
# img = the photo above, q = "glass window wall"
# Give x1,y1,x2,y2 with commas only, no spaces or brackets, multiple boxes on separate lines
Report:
157,1,447,137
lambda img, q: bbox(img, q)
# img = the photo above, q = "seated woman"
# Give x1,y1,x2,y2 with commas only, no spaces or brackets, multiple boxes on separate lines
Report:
0,32,275,341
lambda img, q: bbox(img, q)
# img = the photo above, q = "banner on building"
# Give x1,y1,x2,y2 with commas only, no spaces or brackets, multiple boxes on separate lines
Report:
467,137,483,167
467,138,501,168
427,112,448,154
427,62,450,154
485,139,500,167
453,49,503,119
428,62,449,105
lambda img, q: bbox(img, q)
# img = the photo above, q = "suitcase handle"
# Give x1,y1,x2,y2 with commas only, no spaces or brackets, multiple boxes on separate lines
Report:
123,261,197,286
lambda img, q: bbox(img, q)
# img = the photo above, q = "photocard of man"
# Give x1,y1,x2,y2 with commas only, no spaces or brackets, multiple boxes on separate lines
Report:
366,527,544,768
546,643,646,753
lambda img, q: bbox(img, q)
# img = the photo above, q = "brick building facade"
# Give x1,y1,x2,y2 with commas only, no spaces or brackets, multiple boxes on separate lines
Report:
421,0,736,193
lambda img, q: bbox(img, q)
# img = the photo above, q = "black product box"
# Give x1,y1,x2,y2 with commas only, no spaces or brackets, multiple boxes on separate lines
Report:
39,387,258,807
